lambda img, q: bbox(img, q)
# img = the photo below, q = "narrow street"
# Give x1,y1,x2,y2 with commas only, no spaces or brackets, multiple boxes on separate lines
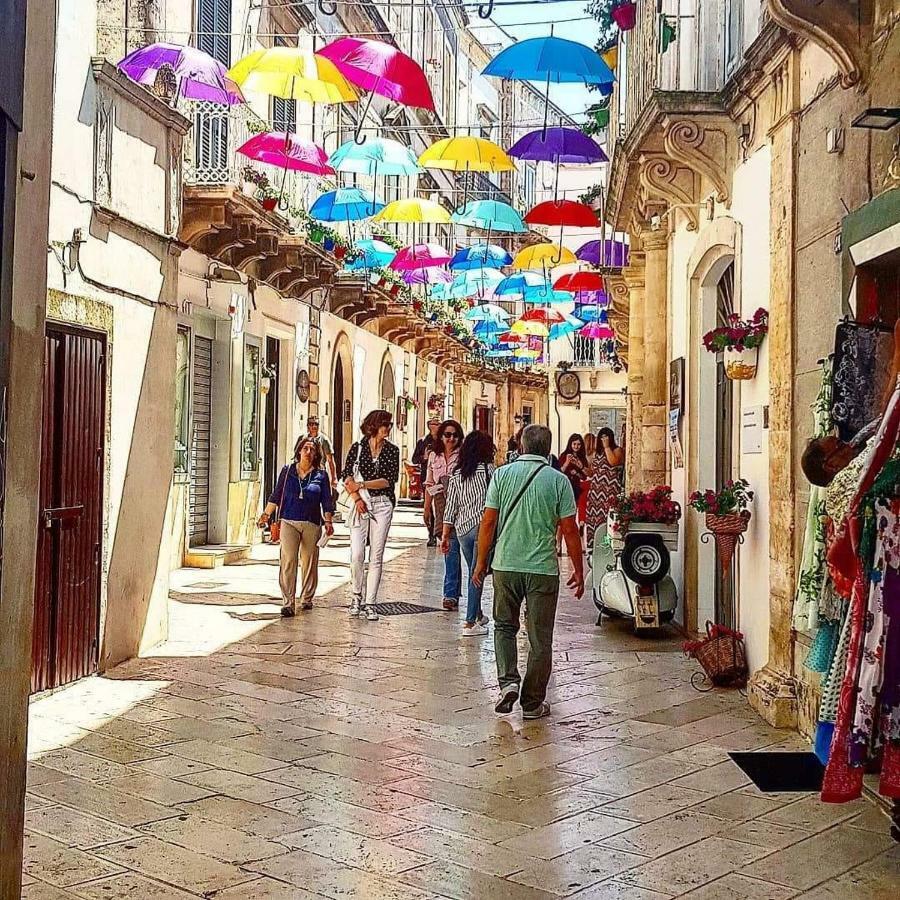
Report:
23,510,899,900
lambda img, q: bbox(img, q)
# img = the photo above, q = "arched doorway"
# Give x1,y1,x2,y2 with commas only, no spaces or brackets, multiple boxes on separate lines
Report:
331,333,354,471
380,355,396,412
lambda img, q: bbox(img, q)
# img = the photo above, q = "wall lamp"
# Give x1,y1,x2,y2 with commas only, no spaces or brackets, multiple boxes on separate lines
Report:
851,108,900,131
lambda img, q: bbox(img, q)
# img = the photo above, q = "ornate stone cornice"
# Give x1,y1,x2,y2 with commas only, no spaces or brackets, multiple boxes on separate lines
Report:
638,155,699,231
662,118,732,206
766,0,871,88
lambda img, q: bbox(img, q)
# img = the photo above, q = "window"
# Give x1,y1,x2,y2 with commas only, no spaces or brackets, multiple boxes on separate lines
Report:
724,1,744,78
174,327,191,475
194,0,231,174
271,35,296,134
241,341,261,478
523,164,536,210
573,334,597,368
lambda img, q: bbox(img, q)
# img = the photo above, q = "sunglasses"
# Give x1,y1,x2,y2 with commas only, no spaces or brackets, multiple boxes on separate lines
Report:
443,432,460,439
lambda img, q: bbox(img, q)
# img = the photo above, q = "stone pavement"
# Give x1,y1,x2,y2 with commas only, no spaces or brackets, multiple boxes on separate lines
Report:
23,509,900,899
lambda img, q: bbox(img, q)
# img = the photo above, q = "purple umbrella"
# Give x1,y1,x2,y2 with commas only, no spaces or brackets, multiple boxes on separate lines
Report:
118,42,244,106
509,127,606,200
402,268,453,286
576,239,630,268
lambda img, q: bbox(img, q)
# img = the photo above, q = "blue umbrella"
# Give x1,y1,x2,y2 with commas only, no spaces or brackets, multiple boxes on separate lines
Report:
448,267,505,299
465,303,511,322
345,239,396,271
495,271,548,298
310,188,385,222
328,138,422,176
549,314,584,340
485,348,516,359
452,200,525,234
450,243,514,271
523,286,576,304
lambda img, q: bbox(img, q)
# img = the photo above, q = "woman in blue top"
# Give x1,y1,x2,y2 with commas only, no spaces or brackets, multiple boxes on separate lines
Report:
258,437,335,617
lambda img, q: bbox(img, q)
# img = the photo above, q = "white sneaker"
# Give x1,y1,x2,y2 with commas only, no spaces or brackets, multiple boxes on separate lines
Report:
349,599,361,617
477,614,490,626
364,605,379,621
461,623,488,636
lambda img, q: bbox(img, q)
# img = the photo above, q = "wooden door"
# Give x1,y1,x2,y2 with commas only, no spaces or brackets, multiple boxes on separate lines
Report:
263,336,280,504
32,325,105,693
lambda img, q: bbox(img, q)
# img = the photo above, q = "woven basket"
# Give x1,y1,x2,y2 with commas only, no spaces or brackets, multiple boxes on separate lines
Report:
687,621,748,687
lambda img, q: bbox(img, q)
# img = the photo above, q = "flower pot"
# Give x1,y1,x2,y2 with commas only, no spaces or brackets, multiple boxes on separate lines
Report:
323,237,335,252
333,245,347,260
724,346,758,380
309,226,324,244
389,284,400,297
612,1,637,31
705,511,750,573
261,197,277,212
241,181,256,198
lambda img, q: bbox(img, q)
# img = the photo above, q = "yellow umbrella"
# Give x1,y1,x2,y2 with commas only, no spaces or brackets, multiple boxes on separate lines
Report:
513,347,542,359
228,48,358,103
418,137,515,173
602,46,618,71
374,198,452,224
513,244,576,270
511,320,549,337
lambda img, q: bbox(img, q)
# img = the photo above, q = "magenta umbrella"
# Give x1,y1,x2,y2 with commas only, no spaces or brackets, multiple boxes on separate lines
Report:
402,268,453,285
390,243,451,271
117,42,243,105
237,132,334,175
318,37,434,141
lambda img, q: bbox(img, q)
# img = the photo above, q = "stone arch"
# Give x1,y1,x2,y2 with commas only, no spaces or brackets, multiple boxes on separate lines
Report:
331,331,354,472
379,350,396,412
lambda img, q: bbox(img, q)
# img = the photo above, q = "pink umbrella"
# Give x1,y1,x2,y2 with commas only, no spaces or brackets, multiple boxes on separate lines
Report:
402,268,453,285
580,322,616,339
318,37,434,140
390,243,451,271
237,132,334,175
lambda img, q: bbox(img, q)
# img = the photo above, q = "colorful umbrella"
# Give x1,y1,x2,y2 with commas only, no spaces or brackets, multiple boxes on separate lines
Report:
319,37,434,139
523,308,566,324
375,198,451,224
576,238,630,268
390,243,452,270
495,272,549,297
346,239,396,270
511,319,550,337
549,314,584,340
522,286,576,304
513,244,577,270
419,136,514,204
508,127,607,199
465,304,511,322
497,330,526,344
238,132,334,175
118,42,243,105
580,321,616,339
450,244,513,271
555,271,606,292
328,137,421,176
452,200,525,234
448,267,505,299
310,187,383,222
526,200,600,228
485,349,516,359
228,48,357,103
513,347,542,360
402,268,453,286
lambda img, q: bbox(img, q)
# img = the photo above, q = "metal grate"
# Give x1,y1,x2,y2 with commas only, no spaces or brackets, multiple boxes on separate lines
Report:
369,602,444,616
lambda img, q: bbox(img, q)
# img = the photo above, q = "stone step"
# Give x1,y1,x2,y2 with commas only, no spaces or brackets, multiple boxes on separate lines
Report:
183,544,250,569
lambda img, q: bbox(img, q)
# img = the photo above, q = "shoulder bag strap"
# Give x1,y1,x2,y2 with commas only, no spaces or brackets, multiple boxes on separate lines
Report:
275,464,291,522
494,462,547,544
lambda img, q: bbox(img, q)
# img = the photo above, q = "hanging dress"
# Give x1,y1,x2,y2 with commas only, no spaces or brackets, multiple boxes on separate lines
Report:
584,452,624,548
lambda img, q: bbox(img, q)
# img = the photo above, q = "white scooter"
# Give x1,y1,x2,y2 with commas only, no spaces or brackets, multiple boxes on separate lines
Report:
590,518,679,631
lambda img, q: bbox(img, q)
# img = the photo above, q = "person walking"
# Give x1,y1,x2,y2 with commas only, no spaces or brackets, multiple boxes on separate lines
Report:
305,416,337,491
426,419,464,610
413,417,440,545
342,409,400,621
473,424,584,720
440,430,495,635
258,437,335,617
583,426,625,549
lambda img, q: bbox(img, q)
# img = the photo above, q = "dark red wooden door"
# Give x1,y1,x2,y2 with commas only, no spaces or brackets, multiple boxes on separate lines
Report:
32,325,105,693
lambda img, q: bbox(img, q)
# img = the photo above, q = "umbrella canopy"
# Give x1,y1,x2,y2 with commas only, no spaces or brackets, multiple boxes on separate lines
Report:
508,127,607,165
495,272,548,297
419,137,515,173
522,286,576,304
118,42,243,105
513,244,577,270
473,319,507,335
483,36,615,87
485,349,516,359
228,48,357,103
511,319,550,337
555,271,605,292
375,198,451,224
318,37,434,109
525,200,600,228
452,200,525,233
328,138,422,176
450,244,513,271
549,315,584,340
346,239,396,270
513,347,543,360
574,302,611,322
237,132,334,175
465,304,511,322
576,238,630,268
580,322,616,339
523,308,566,324
310,188,383,222
448,267,505,299
390,243,451,270
402,267,453,285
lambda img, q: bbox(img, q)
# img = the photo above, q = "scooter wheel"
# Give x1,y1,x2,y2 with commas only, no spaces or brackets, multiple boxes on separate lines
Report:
620,534,669,587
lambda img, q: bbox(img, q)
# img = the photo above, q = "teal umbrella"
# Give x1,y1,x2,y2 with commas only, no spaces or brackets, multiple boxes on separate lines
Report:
452,200,525,234
549,314,583,340
345,239,396,271
328,137,422,176
465,303,511,322
522,286,576,304
310,187,384,221
448,267,505,299
496,271,548,298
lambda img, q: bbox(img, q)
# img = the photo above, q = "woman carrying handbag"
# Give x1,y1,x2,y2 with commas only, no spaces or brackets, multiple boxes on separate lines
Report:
258,437,335,617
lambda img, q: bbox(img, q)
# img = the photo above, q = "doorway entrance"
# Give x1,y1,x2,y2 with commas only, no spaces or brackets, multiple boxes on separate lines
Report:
32,325,106,693
189,336,213,547
263,336,280,503
714,263,736,628
331,334,353,471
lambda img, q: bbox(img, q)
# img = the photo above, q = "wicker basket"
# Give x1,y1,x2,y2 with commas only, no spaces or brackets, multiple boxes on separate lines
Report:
685,621,748,688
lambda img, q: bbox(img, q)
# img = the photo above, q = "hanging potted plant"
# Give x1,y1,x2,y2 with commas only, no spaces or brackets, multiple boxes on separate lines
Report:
703,308,768,380
689,479,754,573
608,485,681,552
611,0,637,31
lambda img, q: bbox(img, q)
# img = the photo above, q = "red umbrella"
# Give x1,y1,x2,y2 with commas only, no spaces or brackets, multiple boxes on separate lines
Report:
525,200,600,227
318,37,434,140
498,331,526,344
523,308,566,324
237,132,333,175
554,271,605,292
390,243,451,271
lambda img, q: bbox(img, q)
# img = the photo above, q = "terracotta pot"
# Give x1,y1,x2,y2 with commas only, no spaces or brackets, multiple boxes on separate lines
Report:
724,346,758,380
612,1,637,31
261,197,277,212
334,245,347,260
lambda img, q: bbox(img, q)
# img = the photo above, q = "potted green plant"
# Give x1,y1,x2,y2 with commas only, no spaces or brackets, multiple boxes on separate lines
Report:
702,308,768,380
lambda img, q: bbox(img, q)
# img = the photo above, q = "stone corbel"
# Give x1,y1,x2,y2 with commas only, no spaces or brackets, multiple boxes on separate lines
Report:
766,0,869,88
662,119,731,207
638,155,699,231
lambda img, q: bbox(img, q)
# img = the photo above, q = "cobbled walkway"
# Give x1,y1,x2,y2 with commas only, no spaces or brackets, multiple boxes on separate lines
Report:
23,509,900,899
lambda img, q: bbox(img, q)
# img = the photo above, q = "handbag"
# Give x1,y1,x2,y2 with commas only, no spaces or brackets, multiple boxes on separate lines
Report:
488,461,547,571
336,443,362,516
270,465,290,543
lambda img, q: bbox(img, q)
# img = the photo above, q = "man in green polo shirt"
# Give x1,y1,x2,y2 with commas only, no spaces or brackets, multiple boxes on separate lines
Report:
473,424,584,719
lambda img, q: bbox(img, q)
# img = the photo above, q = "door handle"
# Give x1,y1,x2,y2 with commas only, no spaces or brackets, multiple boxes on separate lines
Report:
43,505,85,528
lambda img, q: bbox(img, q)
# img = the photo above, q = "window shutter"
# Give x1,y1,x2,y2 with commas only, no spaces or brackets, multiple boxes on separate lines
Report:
196,0,231,66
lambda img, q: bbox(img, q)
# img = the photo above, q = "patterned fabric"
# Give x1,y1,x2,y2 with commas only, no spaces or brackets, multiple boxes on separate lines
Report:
805,620,839,673
584,453,624,548
341,439,400,505
819,603,852,725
